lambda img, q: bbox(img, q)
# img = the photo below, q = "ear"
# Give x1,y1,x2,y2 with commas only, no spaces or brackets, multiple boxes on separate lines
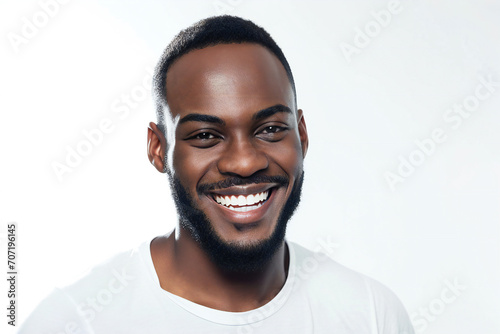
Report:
297,109,309,158
147,122,167,173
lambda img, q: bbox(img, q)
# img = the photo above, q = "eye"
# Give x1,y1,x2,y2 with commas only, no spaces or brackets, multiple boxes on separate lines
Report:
256,125,289,141
195,132,215,140
186,131,222,148
261,126,284,134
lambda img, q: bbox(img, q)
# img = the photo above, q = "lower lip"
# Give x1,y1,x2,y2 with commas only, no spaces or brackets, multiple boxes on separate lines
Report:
208,188,277,224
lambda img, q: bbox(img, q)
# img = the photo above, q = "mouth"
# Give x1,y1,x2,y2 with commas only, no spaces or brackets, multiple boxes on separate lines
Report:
212,189,272,212
203,181,285,225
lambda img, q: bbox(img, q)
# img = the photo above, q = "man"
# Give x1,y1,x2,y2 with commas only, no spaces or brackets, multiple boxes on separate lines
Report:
20,15,414,333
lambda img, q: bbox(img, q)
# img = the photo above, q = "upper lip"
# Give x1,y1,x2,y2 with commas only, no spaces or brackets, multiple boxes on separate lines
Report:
207,183,278,197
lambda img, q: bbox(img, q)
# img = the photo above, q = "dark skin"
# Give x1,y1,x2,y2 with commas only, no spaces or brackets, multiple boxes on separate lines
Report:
147,43,308,312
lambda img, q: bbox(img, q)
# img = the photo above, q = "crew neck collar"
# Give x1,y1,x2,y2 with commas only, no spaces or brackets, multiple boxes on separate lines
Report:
140,238,296,326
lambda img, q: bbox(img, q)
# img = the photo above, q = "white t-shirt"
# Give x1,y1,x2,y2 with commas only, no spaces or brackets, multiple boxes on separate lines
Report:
19,240,415,334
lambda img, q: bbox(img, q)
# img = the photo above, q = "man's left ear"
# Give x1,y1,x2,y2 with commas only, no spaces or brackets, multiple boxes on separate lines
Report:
297,109,309,158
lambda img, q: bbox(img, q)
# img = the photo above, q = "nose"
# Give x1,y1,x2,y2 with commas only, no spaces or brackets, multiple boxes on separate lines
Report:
217,135,269,177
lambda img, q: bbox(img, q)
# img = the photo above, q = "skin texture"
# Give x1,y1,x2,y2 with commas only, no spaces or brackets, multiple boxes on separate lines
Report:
147,43,308,312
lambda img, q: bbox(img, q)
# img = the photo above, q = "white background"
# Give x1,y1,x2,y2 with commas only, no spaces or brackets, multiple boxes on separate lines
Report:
1,0,499,333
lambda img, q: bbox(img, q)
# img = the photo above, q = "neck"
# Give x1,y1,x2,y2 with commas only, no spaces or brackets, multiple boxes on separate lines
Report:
150,228,289,312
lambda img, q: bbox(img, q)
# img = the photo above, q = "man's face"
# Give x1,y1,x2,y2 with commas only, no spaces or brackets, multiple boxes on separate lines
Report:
161,43,308,271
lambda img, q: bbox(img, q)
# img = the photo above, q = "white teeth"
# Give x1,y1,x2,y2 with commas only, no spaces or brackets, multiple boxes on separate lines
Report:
227,203,263,212
213,190,270,209
237,195,246,206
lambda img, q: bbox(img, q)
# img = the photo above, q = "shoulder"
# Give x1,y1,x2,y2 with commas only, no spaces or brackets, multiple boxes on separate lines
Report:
64,242,147,297
19,241,152,334
288,240,371,291
288,241,415,334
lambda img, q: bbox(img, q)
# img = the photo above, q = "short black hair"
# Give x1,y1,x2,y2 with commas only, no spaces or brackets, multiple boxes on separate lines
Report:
152,15,297,134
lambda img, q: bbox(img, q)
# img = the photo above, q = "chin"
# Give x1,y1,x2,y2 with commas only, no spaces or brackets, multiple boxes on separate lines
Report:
169,171,304,273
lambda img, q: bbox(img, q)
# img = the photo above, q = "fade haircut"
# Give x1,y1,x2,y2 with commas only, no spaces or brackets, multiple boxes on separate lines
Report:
152,15,297,135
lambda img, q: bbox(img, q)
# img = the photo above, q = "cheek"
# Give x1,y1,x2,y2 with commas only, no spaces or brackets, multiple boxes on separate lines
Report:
271,136,304,176
172,149,195,180
172,145,217,186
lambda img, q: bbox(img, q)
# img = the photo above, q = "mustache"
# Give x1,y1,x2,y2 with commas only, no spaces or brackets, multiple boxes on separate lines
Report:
197,175,289,194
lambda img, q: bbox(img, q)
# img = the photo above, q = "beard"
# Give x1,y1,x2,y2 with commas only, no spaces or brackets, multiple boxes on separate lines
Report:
167,170,304,274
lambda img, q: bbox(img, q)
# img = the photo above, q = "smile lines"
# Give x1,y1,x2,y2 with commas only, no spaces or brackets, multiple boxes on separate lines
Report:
213,190,270,212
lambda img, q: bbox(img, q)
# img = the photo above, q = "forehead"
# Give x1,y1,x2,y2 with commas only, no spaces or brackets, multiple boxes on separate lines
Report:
165,43,294,117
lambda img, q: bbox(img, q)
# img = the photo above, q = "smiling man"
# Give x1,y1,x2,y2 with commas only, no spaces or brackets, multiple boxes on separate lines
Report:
20,15,414,334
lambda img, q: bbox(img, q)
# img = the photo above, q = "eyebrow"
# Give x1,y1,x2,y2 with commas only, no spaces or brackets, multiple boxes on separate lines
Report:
178,104,292,125
179,114,225,125
252,104,292,120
